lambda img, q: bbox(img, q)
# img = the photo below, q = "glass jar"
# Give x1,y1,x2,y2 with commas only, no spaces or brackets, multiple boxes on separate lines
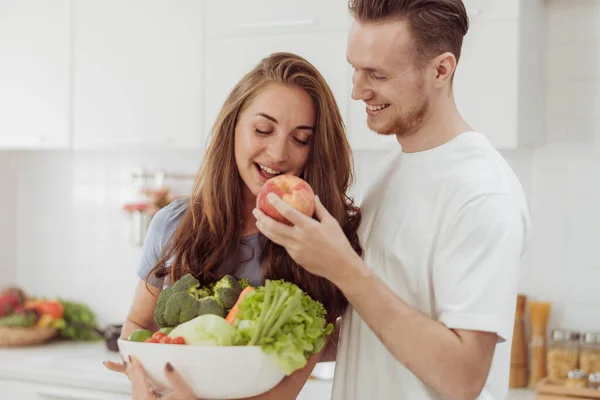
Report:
547,329,580,381
565,370,587,388
580,332,600,375
589,372,600,390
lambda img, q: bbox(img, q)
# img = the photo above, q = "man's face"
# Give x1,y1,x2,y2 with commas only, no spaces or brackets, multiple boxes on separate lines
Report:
347,19,432,137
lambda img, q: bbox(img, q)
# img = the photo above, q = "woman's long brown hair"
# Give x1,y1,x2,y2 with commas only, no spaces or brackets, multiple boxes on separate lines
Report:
147,52,363,323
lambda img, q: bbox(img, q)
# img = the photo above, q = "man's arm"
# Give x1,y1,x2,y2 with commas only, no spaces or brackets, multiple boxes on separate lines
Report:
336,263,497,400
332,195,525,400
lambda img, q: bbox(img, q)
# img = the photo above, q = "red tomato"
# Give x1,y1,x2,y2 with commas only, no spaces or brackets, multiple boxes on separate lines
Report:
159,335,172,344
145,337,158,343
171,336,186,345
152,331,166,341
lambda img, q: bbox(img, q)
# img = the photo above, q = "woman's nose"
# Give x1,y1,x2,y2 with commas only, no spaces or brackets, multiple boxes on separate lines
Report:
267,137,289,163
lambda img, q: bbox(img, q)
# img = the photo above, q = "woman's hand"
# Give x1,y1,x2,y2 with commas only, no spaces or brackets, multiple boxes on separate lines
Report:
126,355,197,400
103,359,126,374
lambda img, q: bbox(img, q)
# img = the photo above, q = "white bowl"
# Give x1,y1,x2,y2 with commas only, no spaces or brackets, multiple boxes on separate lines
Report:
117,339,285,399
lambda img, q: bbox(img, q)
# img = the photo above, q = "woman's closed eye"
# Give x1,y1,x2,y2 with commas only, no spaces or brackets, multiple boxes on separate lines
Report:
254,127,273,135
293,136,311,146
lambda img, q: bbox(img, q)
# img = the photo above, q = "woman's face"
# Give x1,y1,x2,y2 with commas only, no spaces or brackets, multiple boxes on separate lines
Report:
235,83,315,200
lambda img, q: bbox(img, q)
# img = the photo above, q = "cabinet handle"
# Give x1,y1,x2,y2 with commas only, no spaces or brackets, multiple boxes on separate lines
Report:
234,19,316,32
37,388,103,400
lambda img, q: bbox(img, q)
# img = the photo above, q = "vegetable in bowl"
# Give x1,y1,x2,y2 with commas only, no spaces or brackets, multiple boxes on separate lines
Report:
120,276,334,398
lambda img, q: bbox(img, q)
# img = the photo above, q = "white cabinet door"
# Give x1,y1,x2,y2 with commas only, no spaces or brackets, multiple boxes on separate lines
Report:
73,0,204,150
204,32,350,144
453,17,519,149
205,0,351,37
0,0,70,150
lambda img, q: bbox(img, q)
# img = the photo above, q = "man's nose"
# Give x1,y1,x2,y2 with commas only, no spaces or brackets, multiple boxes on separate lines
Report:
351,71,372,101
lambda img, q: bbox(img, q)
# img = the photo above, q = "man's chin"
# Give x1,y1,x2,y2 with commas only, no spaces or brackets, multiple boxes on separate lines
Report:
367,121,396,136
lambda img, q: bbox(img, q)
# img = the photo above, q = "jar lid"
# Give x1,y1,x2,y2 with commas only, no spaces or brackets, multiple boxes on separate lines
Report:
568,370,587,380
581,332,600,345
552,329,580,342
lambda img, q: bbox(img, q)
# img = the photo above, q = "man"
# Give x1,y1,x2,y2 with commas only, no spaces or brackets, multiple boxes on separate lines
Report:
254,0,532,399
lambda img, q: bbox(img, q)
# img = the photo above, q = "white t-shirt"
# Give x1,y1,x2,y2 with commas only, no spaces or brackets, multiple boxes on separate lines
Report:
331,131,532,400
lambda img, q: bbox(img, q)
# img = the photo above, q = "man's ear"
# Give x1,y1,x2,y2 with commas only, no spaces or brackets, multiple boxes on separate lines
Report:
431,52,457,88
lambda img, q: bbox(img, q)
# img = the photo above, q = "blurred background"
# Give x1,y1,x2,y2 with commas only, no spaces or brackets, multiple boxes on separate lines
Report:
0,0,599,399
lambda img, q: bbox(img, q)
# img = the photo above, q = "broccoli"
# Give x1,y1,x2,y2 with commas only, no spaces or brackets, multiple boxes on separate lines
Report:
213,275,243,309
170,273,200,294
197,297,226,317
154,273,247,328
164,291,201,326
194,287,212,299
154,286,173,327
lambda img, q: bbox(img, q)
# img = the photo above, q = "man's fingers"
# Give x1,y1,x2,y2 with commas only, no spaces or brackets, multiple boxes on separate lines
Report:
103,360,126,374
313,195,331,222
266,193,311,227
253,208,294,245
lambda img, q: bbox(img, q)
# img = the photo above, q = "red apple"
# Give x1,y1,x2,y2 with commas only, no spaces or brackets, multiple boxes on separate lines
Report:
256,175,315,225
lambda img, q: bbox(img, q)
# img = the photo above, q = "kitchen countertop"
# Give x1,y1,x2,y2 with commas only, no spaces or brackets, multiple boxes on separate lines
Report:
0,341,131,394
0,341,536,399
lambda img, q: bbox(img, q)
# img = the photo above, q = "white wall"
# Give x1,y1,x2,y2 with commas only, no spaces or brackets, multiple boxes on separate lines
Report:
11,150,203,325
516,0,600,332
3,0,600,332
0,153,16,287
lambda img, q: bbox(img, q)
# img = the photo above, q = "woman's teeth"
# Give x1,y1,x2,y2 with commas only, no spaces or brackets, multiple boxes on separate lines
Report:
366,103,390,111
258,164,282,176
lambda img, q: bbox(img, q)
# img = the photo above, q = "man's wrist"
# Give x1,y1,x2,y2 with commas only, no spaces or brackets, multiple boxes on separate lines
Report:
329,254,373,296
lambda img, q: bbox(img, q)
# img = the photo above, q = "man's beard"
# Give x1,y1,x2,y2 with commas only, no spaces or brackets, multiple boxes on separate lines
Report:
368,98,429,138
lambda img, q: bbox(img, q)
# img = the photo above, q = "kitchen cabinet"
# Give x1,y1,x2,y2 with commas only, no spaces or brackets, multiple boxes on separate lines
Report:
0,0,70,150
204,32,351,144
203,0,355,149
454,0,546,149
72,0,205,150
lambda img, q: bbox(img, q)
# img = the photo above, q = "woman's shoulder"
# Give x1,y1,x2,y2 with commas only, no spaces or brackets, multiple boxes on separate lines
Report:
150,197,190,245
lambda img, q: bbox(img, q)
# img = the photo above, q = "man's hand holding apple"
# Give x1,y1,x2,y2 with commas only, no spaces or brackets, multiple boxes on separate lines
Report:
253,175,362,287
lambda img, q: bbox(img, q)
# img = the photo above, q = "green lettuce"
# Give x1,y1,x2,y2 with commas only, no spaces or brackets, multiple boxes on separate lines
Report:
233,280,334,375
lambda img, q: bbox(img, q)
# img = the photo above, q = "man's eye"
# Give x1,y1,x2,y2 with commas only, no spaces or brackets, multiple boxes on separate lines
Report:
372,74,386,81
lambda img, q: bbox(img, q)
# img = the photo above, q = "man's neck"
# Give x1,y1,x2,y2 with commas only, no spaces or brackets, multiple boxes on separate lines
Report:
396,97,471,153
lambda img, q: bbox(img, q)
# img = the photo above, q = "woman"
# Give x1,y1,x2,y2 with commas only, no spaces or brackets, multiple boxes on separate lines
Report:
104,52,362,399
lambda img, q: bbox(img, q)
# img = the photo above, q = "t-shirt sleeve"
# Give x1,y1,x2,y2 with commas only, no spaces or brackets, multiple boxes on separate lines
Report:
136,206,171,289
433,194,529,342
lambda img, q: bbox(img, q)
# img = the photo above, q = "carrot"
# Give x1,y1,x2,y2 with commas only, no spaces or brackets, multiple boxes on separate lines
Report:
225,286,255,324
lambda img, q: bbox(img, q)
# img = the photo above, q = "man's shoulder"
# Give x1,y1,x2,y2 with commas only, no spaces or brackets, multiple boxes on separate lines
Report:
444,132,524,197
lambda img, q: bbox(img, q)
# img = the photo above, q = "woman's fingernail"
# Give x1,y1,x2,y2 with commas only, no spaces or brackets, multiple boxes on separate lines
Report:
166,362,174,373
